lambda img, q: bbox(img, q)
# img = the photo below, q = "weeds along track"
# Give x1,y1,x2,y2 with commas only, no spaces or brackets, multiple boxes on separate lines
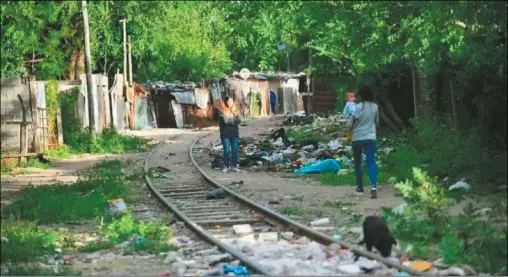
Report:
144,134,427,276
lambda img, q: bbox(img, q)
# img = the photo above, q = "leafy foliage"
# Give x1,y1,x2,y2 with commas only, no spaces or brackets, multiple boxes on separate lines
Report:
395,167,454,222
101,212,176,254
55,87,150,155
1,220,59,263
385,169,507,275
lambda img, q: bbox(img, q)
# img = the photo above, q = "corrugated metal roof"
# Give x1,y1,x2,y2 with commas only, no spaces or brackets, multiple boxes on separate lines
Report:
230,71,305,80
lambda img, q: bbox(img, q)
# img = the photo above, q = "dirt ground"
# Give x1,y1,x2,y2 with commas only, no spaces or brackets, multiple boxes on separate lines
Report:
195,117,405,232
0,128,195,209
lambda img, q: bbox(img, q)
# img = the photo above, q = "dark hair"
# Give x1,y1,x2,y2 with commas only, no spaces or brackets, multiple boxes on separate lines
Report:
358,85,375,102
224,96,232,102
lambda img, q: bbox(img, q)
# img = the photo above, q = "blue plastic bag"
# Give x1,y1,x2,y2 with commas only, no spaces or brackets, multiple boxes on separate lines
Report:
294,159,340,175
223,265,249,276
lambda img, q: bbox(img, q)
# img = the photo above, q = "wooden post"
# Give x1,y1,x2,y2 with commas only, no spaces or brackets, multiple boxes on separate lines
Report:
128,35,133,86
17,95,28,163
28,76,41,153
306,48,312,116
82,0,96,134
56,108,64,145
120,19,127,89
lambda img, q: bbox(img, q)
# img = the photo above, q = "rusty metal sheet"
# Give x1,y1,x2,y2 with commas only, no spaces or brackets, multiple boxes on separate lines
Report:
171,100,183,128
195,88,210,109
211,84,222,102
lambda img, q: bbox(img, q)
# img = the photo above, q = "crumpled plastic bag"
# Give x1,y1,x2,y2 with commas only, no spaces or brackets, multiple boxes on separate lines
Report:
261,152,284,165
105,199,127,217
273,137,285,148
327,139,342,151
294,159,341,175
448,180,471,191
206,188,228,200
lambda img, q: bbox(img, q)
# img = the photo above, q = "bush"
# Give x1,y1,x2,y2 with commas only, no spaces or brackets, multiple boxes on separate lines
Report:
394,168,454,223
3,160,132,224
55,87,150,157
385,168,507,275
104,213,176,254
1,220,59,263
380,114,507,187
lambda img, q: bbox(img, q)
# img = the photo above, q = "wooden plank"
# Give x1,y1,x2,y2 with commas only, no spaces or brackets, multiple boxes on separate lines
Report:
4,121,33,124
17,95,29,163
56,108,64,145
2,153,38,158
29,76,41,153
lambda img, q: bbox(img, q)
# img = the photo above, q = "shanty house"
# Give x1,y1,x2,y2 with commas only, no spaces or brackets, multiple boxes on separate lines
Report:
146,81,219,128
225,72,305,117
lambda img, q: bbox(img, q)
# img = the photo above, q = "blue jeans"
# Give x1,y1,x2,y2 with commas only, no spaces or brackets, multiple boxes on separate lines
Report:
352,139,377,189
271,103,277,114
221,137,239,168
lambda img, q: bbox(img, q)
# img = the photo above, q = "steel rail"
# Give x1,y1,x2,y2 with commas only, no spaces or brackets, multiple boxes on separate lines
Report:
143,139,272,276
189,133,429,277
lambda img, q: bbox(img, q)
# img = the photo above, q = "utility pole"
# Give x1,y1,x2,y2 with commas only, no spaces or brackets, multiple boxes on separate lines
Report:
120,18,127,89
120,18,130,130
82,0,96,134
128,35,133,86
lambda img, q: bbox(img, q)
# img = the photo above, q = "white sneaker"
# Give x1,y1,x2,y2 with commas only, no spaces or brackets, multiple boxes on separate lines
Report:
231,167,241,172
222,167,229,173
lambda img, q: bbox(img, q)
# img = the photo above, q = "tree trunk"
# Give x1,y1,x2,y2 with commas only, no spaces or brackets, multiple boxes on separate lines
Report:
75,49,85,80
379,88,406,129
411,61,420,118
379,107,401,133
67,50,78,80
374,72,406,130
412,61,431,118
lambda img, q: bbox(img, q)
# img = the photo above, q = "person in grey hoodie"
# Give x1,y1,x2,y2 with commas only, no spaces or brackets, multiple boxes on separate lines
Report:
213,96,241,173
346,85,379,199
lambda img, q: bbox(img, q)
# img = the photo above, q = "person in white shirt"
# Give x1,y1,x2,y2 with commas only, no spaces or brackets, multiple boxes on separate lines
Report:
347,85,379,199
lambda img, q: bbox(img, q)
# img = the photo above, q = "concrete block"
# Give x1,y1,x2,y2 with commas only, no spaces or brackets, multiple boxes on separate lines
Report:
258,232,278,242
337,264,362,275
233,224,253,236
236,234,256,244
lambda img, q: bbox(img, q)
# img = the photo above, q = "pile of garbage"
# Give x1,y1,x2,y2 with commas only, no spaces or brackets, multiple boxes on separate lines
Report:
210,223,481,276
209,112,356,175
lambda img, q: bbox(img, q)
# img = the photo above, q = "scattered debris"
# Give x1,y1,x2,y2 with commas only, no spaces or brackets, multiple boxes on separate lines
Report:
409,260,433,272
206,188,228,200
448,179,471,191
148,166,173,179
257,232,278,242
309,218,330,226
105,199,127,216
337,264,362,275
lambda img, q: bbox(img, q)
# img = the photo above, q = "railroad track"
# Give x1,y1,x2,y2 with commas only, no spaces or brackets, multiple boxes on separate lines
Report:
143,133,428,276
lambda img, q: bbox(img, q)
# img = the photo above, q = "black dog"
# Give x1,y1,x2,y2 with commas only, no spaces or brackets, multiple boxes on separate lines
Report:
359,215,397,257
